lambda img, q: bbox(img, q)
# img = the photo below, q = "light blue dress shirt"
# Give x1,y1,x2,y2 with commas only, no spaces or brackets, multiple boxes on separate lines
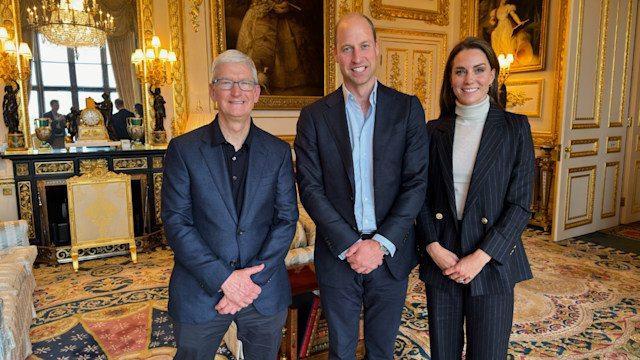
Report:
338,82,396,259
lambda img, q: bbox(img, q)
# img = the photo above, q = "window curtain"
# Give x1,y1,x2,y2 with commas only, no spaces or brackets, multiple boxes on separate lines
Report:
102,0,140,112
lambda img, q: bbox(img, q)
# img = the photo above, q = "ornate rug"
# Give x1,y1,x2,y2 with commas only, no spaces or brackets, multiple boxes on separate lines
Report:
599,222,640,244
28,228,640,359
398,228,640,359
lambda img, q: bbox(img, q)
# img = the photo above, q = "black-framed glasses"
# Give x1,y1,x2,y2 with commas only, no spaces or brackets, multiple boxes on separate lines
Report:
214,79,257,91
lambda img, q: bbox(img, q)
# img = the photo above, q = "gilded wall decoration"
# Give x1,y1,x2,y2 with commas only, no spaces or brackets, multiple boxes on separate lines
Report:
388,52,403,92
564,166,596,229
34,161,74,175
152,156,164,169
338,0,363,17
137,0,155,140
15,163,29,177
168,0,189,137
370,0,449,25
188,0,203,32
504,78,543,118
17,181,35,238
413,53,430,113
153,173,163,224
113,158,148,171
79,159,109,174
211,0,336,110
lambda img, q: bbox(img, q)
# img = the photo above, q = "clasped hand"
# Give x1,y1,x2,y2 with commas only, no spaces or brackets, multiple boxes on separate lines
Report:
426,242,491,284
345,240,385,274
215,263,264,315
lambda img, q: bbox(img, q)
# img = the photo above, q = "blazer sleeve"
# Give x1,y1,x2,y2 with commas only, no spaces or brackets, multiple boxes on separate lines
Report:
415,120,437,254
246,146,299,286
376,96,429,249
478,114,535,264
295,106,361,257
161,140,233,295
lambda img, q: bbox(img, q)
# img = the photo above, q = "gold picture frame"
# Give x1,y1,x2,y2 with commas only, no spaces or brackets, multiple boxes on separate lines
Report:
370,0,449,25
210,0,336,110
66,168,137,271
505,78,543,117
476,0,549,72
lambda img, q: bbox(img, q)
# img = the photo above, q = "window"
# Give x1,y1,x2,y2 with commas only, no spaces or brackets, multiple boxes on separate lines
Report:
28,33,118,127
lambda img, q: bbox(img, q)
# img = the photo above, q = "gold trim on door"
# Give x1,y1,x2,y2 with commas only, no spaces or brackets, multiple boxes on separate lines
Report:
564,166,596,229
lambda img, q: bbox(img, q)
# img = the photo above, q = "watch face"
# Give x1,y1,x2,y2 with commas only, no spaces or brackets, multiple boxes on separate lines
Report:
82,109,102,126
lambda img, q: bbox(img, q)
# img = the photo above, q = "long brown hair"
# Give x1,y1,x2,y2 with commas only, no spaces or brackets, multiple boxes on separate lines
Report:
439,37,501,116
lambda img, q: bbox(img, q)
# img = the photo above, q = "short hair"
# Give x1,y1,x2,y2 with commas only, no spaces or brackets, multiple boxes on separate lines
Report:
115,98,124,107
334,13,377,49
210,49,258,84
50,99,59,106
439,37,501,116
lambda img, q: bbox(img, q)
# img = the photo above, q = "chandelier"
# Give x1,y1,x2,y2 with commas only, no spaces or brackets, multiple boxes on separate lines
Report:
27,0,114,48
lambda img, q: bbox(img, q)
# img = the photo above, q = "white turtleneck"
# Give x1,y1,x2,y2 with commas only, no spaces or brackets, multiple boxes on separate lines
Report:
452,95,490,220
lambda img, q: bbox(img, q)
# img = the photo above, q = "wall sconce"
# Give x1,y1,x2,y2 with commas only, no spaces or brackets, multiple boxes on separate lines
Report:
0,26,32,151
131,36,176,146
497,53,513,108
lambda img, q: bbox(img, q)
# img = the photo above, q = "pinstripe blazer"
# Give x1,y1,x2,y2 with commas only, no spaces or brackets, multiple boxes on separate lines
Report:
416,103,534,296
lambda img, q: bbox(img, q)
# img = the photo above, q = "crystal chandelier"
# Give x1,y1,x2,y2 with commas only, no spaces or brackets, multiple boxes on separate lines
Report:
27,0,114,48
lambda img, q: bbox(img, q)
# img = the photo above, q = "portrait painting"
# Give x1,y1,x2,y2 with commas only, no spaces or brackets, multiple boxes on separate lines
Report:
477,0,549,72
212,0,333,109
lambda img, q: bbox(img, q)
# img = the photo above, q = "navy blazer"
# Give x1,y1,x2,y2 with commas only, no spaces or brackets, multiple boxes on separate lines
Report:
161,119,298,324
416,103,534,296
295,83,428,285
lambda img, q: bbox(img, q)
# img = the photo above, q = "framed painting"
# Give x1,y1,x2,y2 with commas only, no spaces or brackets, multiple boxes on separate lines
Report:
476,0,549,72
211,0,336,110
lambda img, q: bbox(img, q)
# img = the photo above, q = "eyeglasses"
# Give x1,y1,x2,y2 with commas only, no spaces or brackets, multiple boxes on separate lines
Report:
214,79,257,91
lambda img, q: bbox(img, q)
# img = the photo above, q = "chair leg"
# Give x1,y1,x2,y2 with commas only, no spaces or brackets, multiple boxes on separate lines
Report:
72,251,79,272
130,243,137,263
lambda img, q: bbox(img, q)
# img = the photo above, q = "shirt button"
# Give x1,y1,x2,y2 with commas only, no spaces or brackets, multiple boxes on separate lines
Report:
232,156,236,161
364,197,368,201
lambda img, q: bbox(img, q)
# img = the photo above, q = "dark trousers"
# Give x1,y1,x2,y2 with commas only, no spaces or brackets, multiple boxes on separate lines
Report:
173,305,287,360
319,263,408,360
425,285,514,360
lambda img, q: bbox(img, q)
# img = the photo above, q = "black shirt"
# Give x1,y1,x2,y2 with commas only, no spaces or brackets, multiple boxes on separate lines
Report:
212,119,253,217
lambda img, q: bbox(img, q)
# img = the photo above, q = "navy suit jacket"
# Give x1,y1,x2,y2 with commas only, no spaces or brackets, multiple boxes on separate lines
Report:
161,119,298,324
112,108,135,140
416,103,534,296
294,83,428,286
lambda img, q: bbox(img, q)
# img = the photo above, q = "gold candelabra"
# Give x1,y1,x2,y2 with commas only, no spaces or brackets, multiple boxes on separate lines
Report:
0,27,32,83
497,53,514,88
131,36,177,88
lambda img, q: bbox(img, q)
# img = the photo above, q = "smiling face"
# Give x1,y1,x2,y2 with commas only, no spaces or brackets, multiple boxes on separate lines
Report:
450,48,496,106
209,62,260,123
334,14,379,95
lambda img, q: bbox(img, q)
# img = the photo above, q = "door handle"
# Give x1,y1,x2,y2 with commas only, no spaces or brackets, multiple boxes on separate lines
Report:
564,146,571,159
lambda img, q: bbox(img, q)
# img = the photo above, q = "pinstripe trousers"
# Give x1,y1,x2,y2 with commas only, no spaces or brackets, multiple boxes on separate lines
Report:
425,285,514,360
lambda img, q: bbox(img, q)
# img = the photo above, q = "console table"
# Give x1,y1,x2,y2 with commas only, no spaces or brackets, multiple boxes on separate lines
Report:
1,147,166,264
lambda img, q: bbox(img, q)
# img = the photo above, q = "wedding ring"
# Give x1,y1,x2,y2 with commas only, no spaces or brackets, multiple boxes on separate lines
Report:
458,279,464,284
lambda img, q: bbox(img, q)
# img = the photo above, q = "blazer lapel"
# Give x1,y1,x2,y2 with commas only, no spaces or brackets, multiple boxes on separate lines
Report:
199,123,238,223
325,88,355,194
239,129,267,222
464,104,506,211
434,115,458,222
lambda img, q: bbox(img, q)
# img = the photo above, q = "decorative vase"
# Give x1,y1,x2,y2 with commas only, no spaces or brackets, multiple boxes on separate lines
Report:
126,117,145,149
34,118,52,151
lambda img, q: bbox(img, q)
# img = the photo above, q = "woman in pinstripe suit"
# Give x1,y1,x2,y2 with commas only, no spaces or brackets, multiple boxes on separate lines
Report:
416,37,535,360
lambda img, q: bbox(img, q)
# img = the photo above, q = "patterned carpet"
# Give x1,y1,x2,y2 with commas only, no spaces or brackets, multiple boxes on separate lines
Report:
27,228,640,359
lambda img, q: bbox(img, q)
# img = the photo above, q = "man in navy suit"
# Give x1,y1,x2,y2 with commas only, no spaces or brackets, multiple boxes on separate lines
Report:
111,98,135,141
161,49,298,360
294,13,428,360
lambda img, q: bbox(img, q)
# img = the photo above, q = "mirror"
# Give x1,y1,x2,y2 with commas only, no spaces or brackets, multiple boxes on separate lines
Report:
15,0,143,148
